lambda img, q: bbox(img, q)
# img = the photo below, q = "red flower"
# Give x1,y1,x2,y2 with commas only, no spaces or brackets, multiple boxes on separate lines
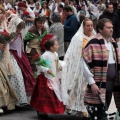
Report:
0,29,15,44
0,29,9,36
32,54,40,61
23,11,29,16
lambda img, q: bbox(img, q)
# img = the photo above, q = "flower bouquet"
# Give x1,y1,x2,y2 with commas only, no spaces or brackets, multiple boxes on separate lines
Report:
23,11,30,17
32,54,55,77
0,29,15,44
0,29,16,75
22,11,32,26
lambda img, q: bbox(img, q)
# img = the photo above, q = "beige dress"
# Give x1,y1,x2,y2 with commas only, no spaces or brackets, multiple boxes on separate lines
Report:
0,60,18,110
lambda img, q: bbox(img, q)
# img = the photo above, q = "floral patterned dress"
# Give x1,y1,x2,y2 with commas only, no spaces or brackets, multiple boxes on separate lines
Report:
8,54,28,106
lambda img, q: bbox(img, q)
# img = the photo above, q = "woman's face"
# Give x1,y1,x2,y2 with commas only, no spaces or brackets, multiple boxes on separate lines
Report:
29,0,34,4
36,21,45,30
42,3,47,9
83,20,93,36
36,4,40,9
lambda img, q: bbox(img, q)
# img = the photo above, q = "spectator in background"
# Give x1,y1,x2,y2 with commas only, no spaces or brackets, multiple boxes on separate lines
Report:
18,2,35,38
97,0,106,13
27,0,36,10
58,4,66,24
33,2,41,16
49,0,59,12
115,4,120,26
0,0,4,6
107,0,118,11
77,4,86,25
99,3,120,40
64,0,69,6
69,0,77,16
3,0,12,10
63,6,78,52
58,3,63,16
49,12,65,59
39,1,51,29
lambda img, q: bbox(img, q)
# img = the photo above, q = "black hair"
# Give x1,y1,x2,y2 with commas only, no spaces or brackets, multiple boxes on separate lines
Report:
44,39,56,50
63,6,73,12
58,4,64,9
106,3,113,8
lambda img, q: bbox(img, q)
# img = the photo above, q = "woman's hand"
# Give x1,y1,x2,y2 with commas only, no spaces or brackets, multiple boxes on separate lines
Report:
91,83,101,96
0,43,7,50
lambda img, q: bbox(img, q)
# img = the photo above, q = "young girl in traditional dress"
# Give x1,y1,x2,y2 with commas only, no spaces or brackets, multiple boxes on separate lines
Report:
30,34,65,118
7,16,36,103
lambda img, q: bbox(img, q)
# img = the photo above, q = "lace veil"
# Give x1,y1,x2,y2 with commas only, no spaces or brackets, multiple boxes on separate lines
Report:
61,22,95,111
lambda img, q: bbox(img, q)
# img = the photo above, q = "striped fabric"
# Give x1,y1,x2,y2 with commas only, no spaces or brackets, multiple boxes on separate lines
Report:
82,38,120,108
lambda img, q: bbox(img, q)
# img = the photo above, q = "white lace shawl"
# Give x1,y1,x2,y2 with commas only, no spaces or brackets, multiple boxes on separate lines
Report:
61,23,96,107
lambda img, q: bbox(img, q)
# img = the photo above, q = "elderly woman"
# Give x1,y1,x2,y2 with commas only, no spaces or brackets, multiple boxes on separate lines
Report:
49,12,64,59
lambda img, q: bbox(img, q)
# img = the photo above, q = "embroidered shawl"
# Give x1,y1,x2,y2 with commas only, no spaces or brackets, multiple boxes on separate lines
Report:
82,38,120,108
24,25,48,42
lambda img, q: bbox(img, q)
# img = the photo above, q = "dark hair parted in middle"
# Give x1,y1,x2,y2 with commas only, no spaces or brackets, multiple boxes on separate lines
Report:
96,18,112,33
44,37,57,50
34,15,46,25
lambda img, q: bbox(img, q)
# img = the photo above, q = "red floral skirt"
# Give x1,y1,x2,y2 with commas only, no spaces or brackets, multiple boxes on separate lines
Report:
10,50,36,96
30,74,65,114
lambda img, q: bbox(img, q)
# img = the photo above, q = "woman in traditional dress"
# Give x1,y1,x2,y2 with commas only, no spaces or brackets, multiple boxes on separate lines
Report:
0,9,30,106
33,2,41,17
24,15,48,73
28,0,36,10
30,34,65,118
7,39,29,105
18,2,35,39
49,12,65,60
7,17,36,98
0,8,18,113
61,18,96,117
39,1,51,29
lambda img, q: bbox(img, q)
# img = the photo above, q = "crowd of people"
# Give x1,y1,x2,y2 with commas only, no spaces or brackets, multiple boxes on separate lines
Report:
0,0,120,120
